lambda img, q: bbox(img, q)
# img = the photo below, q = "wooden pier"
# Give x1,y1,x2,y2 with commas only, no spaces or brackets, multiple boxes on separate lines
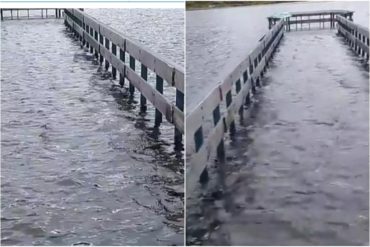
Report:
1,9,63,21
187,9,368,192
186,19,285,192
63,9,184,146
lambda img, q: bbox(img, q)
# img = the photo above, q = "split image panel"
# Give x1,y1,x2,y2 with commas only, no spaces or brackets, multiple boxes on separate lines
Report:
1,1,369,246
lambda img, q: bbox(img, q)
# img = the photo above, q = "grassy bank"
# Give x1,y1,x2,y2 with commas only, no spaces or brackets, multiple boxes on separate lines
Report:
186,1,297,10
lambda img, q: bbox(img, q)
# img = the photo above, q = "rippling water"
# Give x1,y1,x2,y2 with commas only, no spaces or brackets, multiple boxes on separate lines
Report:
186,1,369,112
1,9,184,246
186,3,369,246
85,9,184,67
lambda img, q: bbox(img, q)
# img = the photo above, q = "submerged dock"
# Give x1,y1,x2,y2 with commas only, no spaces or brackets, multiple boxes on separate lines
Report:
186,9,369,192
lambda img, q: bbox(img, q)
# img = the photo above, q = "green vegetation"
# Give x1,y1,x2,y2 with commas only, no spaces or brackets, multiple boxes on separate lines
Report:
186,1,297,10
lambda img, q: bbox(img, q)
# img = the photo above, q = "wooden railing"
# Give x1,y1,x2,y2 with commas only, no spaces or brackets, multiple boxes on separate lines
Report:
1,9,63,21
268,10,353,31
186,20,285,192
63,9,184,145
336,15,369,61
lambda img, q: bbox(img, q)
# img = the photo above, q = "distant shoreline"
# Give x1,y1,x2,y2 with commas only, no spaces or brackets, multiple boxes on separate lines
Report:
186,1,300,11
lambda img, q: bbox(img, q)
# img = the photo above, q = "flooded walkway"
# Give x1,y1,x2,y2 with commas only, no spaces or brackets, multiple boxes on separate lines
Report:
1,19,183,245
187,31,369,245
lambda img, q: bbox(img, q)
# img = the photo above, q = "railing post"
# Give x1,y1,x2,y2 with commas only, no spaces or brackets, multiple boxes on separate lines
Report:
85,24,90,49
140,64,147,112
112,44,117,79
155,75,163,127
89,27,94,53
174,89,184,147
94,30,99,59
129,56,135,97
119,48,125,87
105,38,110,70
99,32,104,65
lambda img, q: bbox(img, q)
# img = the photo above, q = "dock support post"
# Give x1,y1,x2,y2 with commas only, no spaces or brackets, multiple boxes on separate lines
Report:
85,25,90,49
1,9,3,21
11,10,13,20
129,56,135,97
119,48,125,87
245,92,251,107
89,27,94,54
112,44,117,79
82,23,86,47
99,33,104,65
94,31,99,59
140,64,147,112
174,89,184,147
105,38,110,70
217,139,225,163
155,75,163,127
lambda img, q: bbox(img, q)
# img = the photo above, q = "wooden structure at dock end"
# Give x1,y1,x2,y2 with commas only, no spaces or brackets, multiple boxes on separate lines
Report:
1,9,63,21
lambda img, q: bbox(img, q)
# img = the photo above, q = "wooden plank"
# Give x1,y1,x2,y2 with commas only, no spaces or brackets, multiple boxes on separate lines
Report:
173,106,184,134
84,31,99,51
73,8,84,23
125,66,173,123
126,38,176,87
187,116,225,192
288,18,333,24
100,24,125,48
74,23,84,37
186,87,221,141
83,14,100,32
174,66,184,93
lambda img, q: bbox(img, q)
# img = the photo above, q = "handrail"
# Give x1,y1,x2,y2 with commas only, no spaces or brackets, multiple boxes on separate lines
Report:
186,20,285,192
336,15,369,61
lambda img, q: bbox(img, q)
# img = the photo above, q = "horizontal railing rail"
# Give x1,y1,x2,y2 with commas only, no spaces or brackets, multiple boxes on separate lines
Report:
64,9,184,144
336,15,369,61
186,20,285,192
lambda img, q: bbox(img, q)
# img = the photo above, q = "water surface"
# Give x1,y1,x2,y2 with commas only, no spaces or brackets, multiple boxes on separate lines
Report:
1,9,184,246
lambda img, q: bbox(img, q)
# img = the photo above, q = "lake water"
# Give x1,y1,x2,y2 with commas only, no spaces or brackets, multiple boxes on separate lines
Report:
1,9,184,246
186,1,369,112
